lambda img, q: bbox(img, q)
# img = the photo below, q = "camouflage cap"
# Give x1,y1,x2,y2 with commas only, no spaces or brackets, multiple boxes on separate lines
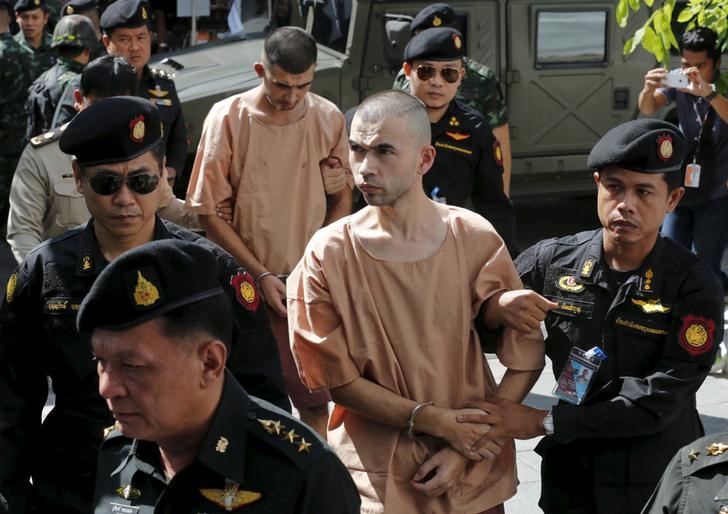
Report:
51,14,97,49
100,0,150,31
62,0,97,16
14,0,44,12
77,240,226,333
59,96,162,166
404,27,464,62
587,119,685,174
411,3,456,33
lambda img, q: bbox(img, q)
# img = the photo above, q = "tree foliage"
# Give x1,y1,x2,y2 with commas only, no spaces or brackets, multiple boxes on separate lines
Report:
619,0,728,66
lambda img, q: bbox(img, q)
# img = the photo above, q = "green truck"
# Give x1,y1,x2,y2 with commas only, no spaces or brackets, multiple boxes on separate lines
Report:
153,0,660,196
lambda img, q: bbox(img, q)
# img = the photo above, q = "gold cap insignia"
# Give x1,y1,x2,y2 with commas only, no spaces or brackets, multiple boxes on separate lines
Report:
141,6,147,19
556,275,585,293
66,5,73,13
678,314,715,356
432,14,442,27
6,273,18,303
706,442,728,456
128,114,146,143
116,485,141,500
215,436,229,453
133,270,159,307
199,487,262,511
453,34,462,49
657,134,673,162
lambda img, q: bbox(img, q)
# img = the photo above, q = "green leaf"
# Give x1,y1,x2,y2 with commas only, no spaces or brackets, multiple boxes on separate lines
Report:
645,0,654,6
642,25,660,56
677,6,695,22
623,36,636,55
653,10,664,34
616,0,630,27
628,0,640,11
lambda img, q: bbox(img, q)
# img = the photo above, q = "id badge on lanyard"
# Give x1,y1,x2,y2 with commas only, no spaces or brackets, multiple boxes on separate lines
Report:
553,346,607,405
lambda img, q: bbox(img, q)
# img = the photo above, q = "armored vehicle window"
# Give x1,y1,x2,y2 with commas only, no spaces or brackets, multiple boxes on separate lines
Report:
536,11,608,68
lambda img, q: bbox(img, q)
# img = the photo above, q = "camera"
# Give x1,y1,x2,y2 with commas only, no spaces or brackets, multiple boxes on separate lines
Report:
663,70,689,88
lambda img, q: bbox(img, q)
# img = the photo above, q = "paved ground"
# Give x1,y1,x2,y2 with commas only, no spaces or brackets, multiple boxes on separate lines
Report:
487,347,728,513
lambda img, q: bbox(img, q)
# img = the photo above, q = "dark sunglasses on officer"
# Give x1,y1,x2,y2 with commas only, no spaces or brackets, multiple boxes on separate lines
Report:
415,64,462,83
82,171,160,195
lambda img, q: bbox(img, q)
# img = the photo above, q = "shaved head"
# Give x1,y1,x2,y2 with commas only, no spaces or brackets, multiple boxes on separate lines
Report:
354,90,431,147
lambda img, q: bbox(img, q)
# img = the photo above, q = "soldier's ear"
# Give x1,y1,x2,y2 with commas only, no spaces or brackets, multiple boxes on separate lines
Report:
101,33,110,49
72,160,84,194
403,62,412,78
254,62,265,78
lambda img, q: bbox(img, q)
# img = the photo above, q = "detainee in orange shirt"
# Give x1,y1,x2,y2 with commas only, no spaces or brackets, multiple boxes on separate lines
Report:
186,26,352,436
287,90,545,513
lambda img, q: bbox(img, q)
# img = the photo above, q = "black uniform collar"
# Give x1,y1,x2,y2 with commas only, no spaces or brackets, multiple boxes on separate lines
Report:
111,371,250,485
578,229,666,296
75,215,171,276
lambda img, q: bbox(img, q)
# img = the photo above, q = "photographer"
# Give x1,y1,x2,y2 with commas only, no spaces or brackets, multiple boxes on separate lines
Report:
638,27,728,292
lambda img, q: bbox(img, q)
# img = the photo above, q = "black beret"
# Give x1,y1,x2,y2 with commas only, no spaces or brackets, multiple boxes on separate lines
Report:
100,0,150,31
51,14,97,49
62,0,97,16
60,96,162,166
14,0,44,12
0,0,13,11
404,27,464,62
411,3,456,32
77,240,226,333
587,118,685,173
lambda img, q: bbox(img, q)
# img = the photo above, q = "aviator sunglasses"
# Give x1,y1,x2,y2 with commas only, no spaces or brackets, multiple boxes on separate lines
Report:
415,65,461,84
83,172,160,195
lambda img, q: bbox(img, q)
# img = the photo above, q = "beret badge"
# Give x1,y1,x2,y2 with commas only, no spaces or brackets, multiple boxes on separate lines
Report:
453,33,462,49
129,114,146,143
656,134,673,162
432,15,442,27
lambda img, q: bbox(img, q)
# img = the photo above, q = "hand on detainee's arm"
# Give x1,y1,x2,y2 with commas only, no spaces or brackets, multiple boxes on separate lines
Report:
319,156,349,195
461,397,548,441
482,289,557,332
410,447,468,497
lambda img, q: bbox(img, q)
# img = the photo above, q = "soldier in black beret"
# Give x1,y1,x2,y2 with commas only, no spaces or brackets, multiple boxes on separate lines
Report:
458,117,724,514
398,26,519,256
14,0,56,79
0,96,288,514
52,0,187,185
75,239,360,514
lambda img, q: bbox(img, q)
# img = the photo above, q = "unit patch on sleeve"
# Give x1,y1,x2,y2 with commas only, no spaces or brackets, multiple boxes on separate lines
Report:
678,314,716,356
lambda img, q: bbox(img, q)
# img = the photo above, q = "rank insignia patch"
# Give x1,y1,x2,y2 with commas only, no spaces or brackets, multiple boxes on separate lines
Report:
215,436,229,453
81,254,93,271
147,86,169,98
445,131,470,141
656,134,673,162
230,272,259,312
678,314,716,356
688,449,700,462
116,485,141,500
556,275,585,293
580,258,595,277
6,273,17,303
493,140,503,166
199,485,261,511
128,115,145,143
706,442,728,456
448,116,459,127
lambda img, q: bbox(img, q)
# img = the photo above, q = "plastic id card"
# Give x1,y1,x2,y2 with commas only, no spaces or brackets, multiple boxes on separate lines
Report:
685,163,701,188
553,346,607,405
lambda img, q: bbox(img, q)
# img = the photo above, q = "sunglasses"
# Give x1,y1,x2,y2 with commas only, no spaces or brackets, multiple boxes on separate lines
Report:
415,65,461,84
83,172,160,195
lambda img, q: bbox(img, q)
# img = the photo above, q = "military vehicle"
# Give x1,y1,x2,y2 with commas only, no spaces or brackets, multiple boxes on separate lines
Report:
153,0,661,196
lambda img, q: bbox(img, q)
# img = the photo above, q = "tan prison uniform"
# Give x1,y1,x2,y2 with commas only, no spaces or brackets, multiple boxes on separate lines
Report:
8,126,196,263
186,89,350,275
288,206,545,514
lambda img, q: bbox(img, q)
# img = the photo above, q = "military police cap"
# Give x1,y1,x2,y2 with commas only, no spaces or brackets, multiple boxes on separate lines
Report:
404,27,464,62
59,96,162,166
14,0,44,12
100,0,151,31
587,118,685,173
52,14,97,49
77,240,226,333
411,3,456,32
62,0,97,16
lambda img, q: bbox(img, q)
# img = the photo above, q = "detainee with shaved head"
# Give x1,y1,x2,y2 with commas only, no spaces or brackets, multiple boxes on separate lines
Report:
287,90,544,514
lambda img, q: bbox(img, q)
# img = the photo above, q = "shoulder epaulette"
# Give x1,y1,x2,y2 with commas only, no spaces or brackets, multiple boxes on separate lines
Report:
681,434,728,475
150,67,172,80
248,397,327,468
30,125,65,148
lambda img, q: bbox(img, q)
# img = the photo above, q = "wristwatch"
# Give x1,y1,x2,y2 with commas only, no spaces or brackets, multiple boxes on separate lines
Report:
705,90,718,103
542,409,554,435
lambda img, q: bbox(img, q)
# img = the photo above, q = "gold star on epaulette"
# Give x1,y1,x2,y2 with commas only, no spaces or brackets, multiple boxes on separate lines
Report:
688,449,700,463
257,419,275,433
706,442,728,456
270,420,283,434
297,438,312,453
283,429,299,443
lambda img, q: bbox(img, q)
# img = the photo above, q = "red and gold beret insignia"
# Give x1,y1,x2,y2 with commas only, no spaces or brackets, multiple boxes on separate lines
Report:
493,139,503,166
129,115,146,143
678,314,715,356
230,271,259,312
656,134,673,162
65,5,73,13
453,33,462,50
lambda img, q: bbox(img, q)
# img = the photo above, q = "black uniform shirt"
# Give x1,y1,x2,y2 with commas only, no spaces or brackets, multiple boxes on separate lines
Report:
516,228,724,512
94,371,361,514
427,100,518,255
0,217,288,514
